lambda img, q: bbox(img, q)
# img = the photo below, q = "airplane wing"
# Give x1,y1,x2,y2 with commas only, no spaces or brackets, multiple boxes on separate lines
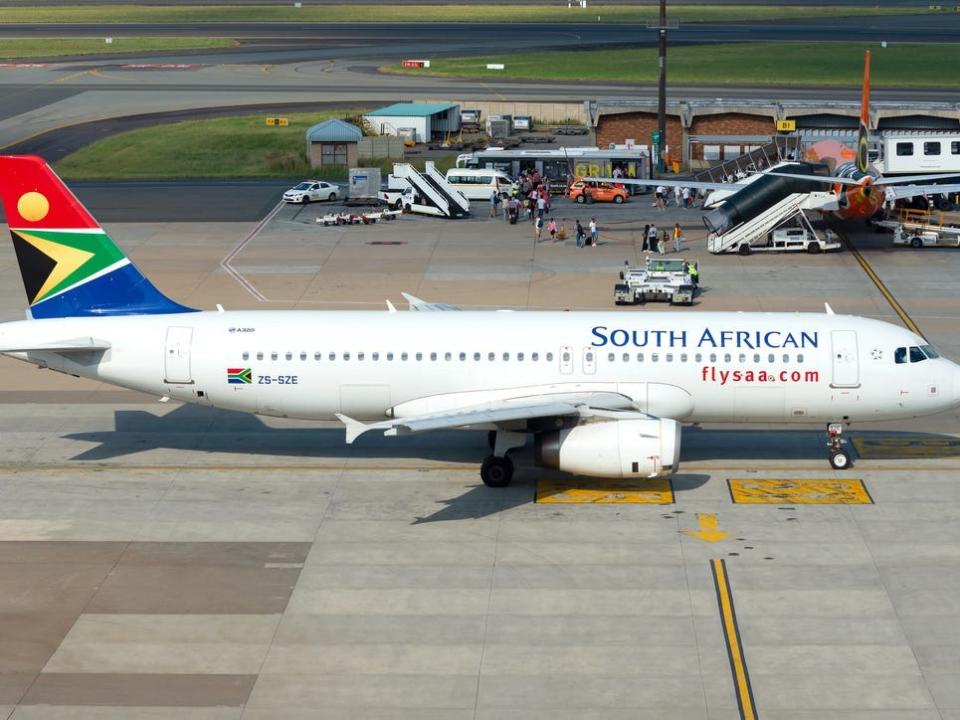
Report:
760,171,960,188
888,183,960,200
592,176,730,191
401,292,460,312
336,391,644,443
0,337,111,353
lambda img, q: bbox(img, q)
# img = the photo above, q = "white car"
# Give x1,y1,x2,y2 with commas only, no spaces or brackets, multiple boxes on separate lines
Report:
283,180,339,204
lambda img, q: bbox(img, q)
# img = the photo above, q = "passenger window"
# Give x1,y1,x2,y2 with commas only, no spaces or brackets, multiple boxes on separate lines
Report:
430,352,437,361
271,352,278,361
518,352,524,361
680,353,687,362
242,352,249,361
444,352,451,361
314,352,321,361
560,352,569,362
638,353,644,362
416,352,423,361
547,352,554,362
782,354,789,363
256,352,263,361
924,141,941,156
711,353,717,362
489,352,496,361
474,352,481,361
372,352,379,361
723,354,731,363
623,353,630,362
608,353,615,362
401,352,409,361
695,353,701,362
343,352,351,361
753,353,760,363
532,352,539,361
387,352,394,361
459,352,466,361
300,352,307,361
797,353,804,363
285,352,292,361
768,354,775,363
738,354,746,363
652,353,659,362
896,142,914,157
358,352,364,361
953,141,960,155
328,352,336,361
666,353,673,362
909,346,926,363
503,353,510,361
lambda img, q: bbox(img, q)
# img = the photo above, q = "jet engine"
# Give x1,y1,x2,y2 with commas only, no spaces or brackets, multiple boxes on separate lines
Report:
534,418,681,479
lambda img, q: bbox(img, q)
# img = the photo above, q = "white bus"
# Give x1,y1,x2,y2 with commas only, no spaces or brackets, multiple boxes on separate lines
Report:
444,168,518,200
874,132,960,175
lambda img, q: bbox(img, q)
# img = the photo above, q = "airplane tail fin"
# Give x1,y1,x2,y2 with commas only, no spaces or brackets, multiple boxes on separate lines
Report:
0,155,196,319
856,50,871,174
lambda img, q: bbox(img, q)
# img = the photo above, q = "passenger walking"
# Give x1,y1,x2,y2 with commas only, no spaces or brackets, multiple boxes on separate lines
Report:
502,194,510,221
589,217,598,247
657,228,667,255
575,219,585,248
535,215,544,241
674,186,682,208
673,222,683,253
537,194,546,220
655,185,666,210
547,218,557,241
489,189,498,218
642,223,650,251
647,223,658,253
682,186,691,208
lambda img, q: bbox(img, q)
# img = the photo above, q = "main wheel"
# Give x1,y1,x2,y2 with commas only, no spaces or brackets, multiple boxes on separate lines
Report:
328,193,337,202
911,237,922,248
614,195,624,204
301,196,310,205
829,449,852,470
807,242,821,254
481,454,514,488
576,195,585,204
738,244,751,256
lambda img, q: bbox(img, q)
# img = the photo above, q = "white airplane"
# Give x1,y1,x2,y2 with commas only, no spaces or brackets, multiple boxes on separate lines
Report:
1,155,958,486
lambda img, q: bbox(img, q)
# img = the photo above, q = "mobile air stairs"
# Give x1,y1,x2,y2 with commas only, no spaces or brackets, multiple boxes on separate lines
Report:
707,191,839,255
391,161,471,218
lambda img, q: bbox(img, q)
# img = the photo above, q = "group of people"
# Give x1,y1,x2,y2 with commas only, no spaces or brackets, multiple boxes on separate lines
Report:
642,222,685,254
653,185,700,210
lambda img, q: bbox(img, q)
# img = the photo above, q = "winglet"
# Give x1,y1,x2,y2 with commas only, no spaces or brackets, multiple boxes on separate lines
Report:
386,299,397,313
401,292,460,312
335,413,369,444
824,302,835,315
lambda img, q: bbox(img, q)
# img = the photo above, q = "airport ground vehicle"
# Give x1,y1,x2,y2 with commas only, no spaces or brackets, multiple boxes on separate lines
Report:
874,208,960,247
282,180,339,204
444,168,518,200
455,147,649,193
5,155,960,485
569,179,629,204
614,258,697,305
379,162,470,218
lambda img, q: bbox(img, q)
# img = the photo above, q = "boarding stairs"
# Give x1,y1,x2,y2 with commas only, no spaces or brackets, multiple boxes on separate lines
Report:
707,191,837,254
392,162,470,218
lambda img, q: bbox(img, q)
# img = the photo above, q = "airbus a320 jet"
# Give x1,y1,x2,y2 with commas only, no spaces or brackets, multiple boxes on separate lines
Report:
1,155,958,486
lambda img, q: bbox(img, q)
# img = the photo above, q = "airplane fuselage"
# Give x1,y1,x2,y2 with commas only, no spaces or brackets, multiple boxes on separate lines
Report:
1,310,955,426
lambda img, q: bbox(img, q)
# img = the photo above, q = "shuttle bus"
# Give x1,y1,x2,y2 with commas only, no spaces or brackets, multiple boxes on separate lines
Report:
874,132,960,176
454,147,651,193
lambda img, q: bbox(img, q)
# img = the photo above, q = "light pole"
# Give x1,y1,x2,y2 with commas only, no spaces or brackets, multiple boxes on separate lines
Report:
657,0,667,174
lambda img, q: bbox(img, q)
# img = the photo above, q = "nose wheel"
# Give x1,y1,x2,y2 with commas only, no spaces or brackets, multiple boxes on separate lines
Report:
827,422,852,470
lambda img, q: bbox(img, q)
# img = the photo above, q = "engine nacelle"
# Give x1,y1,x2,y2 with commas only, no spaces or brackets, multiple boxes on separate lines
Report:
535,418,681,479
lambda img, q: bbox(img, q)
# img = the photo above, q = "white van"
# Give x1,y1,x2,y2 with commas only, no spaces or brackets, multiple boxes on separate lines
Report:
444,168,517,200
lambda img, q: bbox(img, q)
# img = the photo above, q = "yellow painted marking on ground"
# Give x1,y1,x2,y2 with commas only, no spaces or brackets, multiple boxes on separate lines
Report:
852,436,960,459
728,478,873,504
52,68,94,85
682,512,729,543
536,477,674,504
841,230,923,336
260,64,272,74
712,558,758,720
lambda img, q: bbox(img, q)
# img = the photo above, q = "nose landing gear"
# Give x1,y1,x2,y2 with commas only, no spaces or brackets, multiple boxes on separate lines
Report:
827,422,852,470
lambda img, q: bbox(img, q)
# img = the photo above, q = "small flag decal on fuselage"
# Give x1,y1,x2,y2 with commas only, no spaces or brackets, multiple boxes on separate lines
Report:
227,368,253,384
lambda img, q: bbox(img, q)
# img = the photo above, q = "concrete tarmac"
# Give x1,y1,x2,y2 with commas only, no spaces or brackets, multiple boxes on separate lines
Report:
2,196,960,717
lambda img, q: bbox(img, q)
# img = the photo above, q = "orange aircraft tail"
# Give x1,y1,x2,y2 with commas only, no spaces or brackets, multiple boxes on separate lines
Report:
856,50,871,174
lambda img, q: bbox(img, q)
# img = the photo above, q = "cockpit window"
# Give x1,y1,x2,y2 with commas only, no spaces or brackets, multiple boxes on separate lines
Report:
920,344,940,359
909,346,926,363
895,347,907,364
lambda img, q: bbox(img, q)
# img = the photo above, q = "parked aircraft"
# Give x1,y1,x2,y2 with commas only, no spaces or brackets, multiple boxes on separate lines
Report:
597,51,960,235
1,155,959,486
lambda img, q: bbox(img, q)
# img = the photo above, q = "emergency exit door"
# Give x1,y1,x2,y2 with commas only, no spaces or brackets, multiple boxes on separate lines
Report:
830,330,860,388
164,326,194,384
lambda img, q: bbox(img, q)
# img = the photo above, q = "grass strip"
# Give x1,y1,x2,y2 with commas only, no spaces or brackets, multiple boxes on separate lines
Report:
0,37,236,59
381,41,960,87
54,110,458,180
0,4,922,24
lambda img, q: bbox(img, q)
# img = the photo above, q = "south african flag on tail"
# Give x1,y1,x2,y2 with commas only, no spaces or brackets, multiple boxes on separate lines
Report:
227,368,253,384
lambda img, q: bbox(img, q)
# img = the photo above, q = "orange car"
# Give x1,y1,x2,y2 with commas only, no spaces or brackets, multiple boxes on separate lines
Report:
568,179,628,204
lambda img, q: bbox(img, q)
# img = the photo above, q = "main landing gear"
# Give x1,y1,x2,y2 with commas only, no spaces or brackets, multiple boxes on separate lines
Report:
480,430,526,487
827,422,852,470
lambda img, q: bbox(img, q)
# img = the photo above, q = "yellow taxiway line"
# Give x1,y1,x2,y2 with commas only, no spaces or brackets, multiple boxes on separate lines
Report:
711,558,758,720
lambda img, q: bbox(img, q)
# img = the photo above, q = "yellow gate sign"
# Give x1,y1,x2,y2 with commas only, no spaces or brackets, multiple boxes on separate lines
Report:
266,117,289,127
776,119,796,133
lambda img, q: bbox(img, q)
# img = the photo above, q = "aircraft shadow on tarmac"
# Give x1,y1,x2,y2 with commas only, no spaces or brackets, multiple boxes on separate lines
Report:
64,404,960,466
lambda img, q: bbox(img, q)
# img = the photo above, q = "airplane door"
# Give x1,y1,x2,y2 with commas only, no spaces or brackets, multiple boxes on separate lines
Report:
831,330,860,388
164,326,194,384
582,347,596,375
559,345,573,375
